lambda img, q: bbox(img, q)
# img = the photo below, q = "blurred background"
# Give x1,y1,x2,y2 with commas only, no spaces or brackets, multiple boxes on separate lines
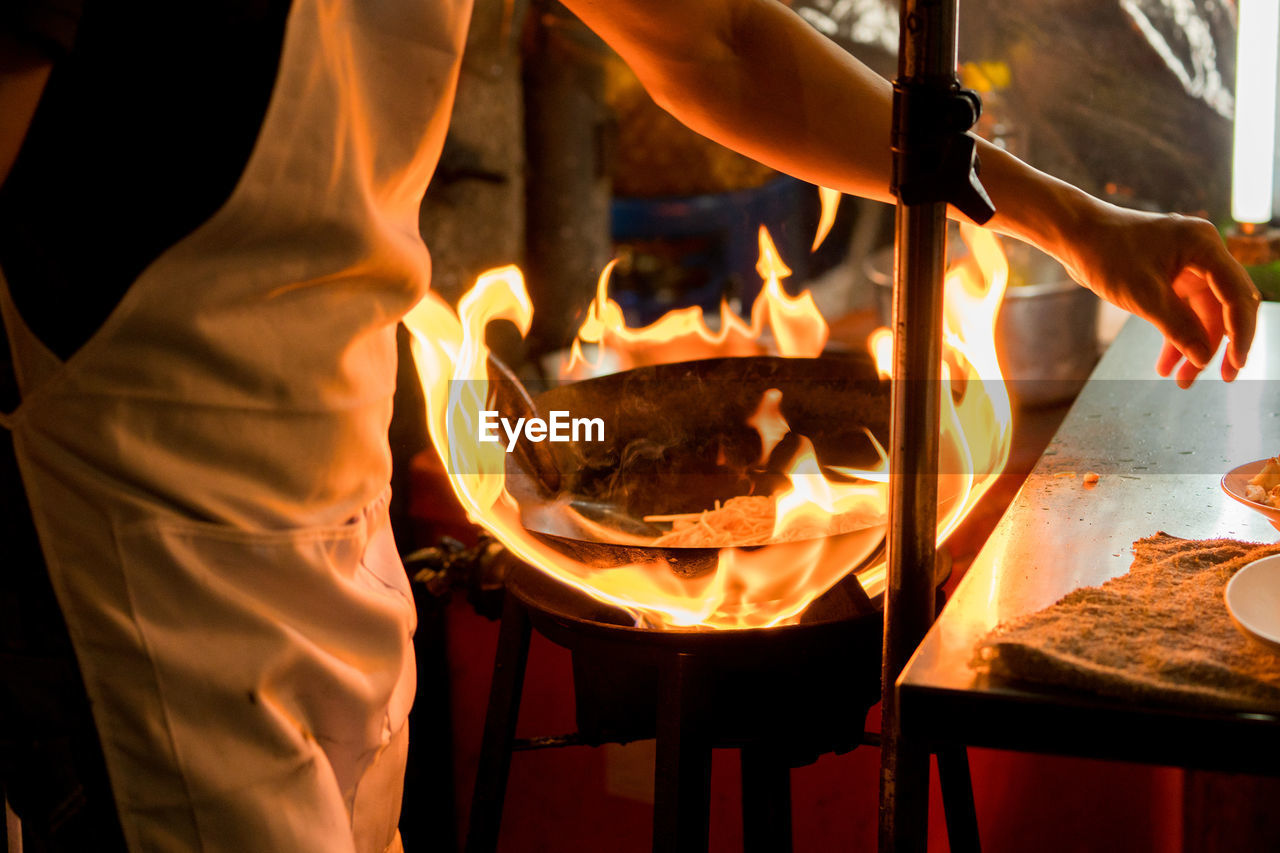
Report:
396,2,1280,851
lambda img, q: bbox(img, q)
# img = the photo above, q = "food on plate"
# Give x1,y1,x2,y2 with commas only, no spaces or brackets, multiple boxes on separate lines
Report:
1246,457,1280,507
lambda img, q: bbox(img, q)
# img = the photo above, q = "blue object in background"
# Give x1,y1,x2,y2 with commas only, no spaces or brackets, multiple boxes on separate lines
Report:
608,176,816,326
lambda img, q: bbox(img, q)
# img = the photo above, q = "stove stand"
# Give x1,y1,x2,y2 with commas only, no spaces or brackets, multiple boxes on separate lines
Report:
464,559,977,853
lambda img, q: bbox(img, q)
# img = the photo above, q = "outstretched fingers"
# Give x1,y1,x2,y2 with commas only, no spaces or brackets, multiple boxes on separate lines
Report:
1198,260,1260,374
1154,281,1214,370
1183,218,1260,374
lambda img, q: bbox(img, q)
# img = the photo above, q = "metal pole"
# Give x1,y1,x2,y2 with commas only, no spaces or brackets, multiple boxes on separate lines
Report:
523,1,613,359
879,0,965,850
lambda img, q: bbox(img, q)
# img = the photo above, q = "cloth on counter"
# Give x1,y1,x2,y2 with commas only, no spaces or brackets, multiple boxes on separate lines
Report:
972,533,1280,712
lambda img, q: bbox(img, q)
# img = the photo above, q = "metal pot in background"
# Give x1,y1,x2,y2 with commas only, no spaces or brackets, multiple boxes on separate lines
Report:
865,240,1100,407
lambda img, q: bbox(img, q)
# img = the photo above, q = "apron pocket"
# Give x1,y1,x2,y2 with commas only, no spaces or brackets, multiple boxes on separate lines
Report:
106,501,414,850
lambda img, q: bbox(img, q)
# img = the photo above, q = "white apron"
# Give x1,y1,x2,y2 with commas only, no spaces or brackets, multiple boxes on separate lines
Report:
0,0,472,849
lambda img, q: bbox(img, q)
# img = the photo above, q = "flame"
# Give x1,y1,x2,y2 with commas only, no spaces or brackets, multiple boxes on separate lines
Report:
865,223,1014,544
772,435,888,543
405,260,877,629
406,221,1012,630
746,388,787,465
869,327,894,379
812,186,843,251
562,226,826,380
741,388,889,545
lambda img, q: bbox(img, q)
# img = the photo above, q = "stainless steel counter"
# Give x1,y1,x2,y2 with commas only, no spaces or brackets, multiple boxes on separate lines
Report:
898,303,1280,772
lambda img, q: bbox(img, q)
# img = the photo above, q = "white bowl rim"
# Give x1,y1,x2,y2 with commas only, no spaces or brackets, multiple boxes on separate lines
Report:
1225,553,1280,648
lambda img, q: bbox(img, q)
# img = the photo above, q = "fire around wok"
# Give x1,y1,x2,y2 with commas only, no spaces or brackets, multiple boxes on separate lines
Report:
506,353,891,578
405,223,1012,629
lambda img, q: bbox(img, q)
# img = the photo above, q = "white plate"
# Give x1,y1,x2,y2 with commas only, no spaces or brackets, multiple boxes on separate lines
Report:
1225,554,1280,653
1221,459,1280,532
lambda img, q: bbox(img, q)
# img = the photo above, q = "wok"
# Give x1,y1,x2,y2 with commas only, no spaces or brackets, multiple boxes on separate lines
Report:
503,352,893,579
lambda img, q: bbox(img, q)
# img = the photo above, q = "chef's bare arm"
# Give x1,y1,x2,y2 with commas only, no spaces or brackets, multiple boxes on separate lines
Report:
0,34,52,187
561,0,1260,386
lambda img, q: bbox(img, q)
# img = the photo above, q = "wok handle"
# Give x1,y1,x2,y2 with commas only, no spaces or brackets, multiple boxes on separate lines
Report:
486,354,562,495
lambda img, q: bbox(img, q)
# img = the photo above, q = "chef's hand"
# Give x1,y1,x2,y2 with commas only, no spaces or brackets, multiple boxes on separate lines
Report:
978,142,1261,388
1053,200,1260,388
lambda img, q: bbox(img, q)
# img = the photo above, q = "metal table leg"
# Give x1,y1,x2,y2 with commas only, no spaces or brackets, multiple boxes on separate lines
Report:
937,746,981,853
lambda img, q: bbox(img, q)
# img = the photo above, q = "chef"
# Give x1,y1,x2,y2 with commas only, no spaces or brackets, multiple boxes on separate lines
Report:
0,0,1259,851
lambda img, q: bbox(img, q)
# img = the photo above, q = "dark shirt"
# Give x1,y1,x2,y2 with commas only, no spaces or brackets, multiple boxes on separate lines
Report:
0,0,292,359
1,0,82,59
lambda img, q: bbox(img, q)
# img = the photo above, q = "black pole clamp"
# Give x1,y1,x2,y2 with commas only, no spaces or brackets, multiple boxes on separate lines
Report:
890,78,996,225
